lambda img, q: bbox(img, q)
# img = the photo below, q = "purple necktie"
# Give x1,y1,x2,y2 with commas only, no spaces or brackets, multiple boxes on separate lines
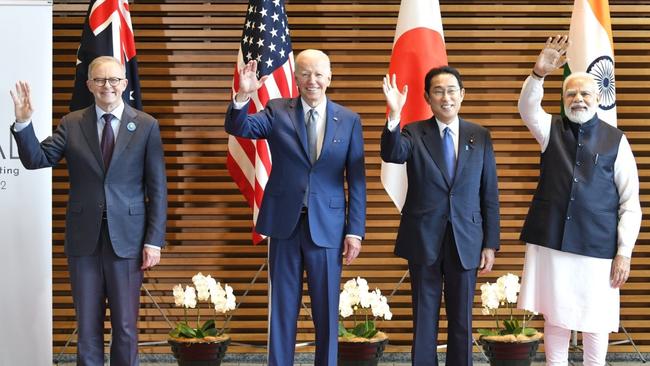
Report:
100,113,115,169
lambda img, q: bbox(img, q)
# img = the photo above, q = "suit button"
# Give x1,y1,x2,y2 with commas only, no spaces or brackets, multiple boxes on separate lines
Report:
99,203,105,208
573,178,579,183
576,161,582,166
570,197,575,201
566,216,571,220
578,143,584,147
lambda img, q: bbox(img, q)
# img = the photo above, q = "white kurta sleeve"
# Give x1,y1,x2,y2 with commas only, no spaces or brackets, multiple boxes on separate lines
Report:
518,76,553,153
614,135,642,258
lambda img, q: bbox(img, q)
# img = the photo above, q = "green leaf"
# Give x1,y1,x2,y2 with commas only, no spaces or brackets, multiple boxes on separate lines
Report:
179,323,197,338
523,327,538,337
478,329,499,337
350,320,378,338
204,328,218,337
200,319,216,332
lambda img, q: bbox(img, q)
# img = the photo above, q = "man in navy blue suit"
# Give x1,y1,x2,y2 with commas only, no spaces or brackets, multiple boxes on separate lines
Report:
225,49,366,366
380,67,500,366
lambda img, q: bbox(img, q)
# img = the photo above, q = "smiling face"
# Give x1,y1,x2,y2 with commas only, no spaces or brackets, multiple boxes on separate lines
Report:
424,72,465,124
295,49,332,108
86,58,128,112
563,75,599,124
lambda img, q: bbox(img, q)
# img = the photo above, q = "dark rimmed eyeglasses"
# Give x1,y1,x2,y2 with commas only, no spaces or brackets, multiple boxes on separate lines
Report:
91,78,125,87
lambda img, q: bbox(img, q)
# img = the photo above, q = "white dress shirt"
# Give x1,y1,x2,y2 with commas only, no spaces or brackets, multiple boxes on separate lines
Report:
387,116,460,159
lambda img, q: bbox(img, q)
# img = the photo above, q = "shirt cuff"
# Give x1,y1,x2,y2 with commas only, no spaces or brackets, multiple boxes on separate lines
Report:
387,118,400,131
616,246,633,259
345,234,362,241
144,244,161,251
232,96,250,110
13,120,31,132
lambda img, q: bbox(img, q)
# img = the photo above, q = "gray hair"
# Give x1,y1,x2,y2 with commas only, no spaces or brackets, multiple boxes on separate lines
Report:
87,56,126,79
563,72,598,95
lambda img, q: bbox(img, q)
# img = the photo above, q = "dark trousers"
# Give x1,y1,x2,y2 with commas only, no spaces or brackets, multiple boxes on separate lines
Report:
267,213,342,366
409,223,477,366
67,219,143,366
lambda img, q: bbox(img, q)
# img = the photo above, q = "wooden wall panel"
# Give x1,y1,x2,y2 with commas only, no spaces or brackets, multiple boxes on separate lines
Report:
50,0,650,356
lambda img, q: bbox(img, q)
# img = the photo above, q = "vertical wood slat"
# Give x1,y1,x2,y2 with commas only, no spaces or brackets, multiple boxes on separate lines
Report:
49,0,649,355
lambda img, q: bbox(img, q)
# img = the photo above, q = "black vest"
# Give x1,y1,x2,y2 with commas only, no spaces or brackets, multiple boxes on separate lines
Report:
520,114,623,259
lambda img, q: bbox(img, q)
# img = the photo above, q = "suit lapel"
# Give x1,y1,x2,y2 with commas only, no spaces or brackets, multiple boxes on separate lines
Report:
421,118,452,187
79,106,104,171
109,104,138,170
454,118,474,181
288,98,309,159
317,100,342,164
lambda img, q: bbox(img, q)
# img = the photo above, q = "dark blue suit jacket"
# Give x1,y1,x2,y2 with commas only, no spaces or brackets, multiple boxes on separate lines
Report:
381,117,499,269
11,104,167,258
225,97,366,248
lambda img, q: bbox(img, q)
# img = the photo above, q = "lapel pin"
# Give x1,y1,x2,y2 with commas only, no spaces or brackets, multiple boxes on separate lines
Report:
127,122,136,132
465,145,469,151
469,134,475,145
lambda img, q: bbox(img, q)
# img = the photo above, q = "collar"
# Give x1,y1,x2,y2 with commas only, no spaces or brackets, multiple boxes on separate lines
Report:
300,97,327,118
95,102,125,122
435,116,460,136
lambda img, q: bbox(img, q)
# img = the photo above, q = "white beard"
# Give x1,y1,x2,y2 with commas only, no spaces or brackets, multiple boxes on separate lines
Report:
565,108,596,124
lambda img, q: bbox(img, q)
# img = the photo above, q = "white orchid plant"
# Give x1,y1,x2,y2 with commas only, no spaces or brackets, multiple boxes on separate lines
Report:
338,277,392,339
478,273,539,340
169,272,237,339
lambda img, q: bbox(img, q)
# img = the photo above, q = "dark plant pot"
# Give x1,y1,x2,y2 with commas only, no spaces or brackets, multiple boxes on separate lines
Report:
168,337,230,366
480,338,540,366
338,338,389,366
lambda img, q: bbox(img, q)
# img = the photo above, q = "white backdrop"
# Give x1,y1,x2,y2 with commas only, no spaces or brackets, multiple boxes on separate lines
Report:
0,1,53,365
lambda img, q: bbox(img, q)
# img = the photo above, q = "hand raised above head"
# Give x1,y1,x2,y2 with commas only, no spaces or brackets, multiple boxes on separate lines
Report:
382,73,408,121
10,81,33,123
533,35,570,78
235,60,269,102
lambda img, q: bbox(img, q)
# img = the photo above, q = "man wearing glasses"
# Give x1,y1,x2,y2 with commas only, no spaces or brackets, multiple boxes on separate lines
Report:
381,66,500,366
10,56,167,365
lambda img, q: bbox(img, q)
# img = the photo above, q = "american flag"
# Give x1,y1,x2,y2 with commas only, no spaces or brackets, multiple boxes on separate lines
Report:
70,0,142,111
227,0,297,244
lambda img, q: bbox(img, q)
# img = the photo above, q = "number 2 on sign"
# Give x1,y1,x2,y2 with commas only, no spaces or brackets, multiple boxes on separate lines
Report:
0,181,6,190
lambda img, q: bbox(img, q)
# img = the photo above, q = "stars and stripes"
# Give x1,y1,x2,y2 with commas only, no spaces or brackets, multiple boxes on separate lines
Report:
70,0,142,111
227,0,297,244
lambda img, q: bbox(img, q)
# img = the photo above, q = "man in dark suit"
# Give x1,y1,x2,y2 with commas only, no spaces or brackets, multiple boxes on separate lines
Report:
10,56,167,366
380,66,500,366
225,49,366,366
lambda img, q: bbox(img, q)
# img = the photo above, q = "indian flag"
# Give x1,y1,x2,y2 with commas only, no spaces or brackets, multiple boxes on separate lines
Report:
565,0,617,126
381,0,448,211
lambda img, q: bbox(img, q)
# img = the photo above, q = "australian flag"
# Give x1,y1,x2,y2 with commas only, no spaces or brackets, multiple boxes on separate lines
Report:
70,0,142,112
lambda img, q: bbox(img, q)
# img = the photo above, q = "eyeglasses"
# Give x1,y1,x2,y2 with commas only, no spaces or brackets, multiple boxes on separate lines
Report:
91,77,125,87
431,88,460,98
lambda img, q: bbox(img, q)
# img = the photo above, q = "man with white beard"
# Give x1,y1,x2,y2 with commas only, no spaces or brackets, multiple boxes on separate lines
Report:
516,35,642,366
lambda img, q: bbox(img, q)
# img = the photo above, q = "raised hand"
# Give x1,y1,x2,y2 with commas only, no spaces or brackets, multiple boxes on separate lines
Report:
382,73,408,120
235,60,269,102
534,35,569,78
10,81,34,123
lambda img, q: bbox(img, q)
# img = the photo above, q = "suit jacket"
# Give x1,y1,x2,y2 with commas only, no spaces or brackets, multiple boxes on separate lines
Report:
225,97,366,248
11,104,167,258
381,117,500,269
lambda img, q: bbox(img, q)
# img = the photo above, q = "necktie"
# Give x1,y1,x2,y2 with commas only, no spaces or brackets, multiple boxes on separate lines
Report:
306,108,318,164
442,126,455,180
100,113,115,169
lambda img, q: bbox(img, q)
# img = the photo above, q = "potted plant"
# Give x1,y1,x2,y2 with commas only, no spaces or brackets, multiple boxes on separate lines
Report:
337,277,392,366
477,273,543,366
168,273,237,366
